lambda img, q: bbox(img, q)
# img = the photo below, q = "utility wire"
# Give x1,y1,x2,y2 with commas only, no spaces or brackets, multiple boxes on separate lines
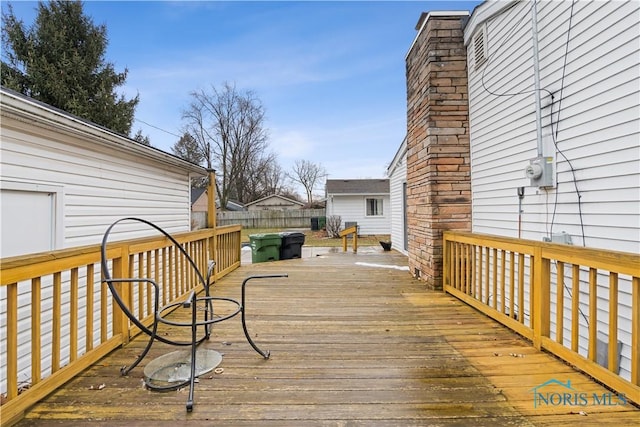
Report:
479,0,585,246
135,118,182,139
549,0,586,247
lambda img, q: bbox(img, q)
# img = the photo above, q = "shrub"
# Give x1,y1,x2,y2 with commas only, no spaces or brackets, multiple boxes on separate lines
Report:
325,215,342,238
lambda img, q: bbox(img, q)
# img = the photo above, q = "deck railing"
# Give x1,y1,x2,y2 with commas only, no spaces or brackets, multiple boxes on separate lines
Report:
0,225,241,426
339,226,359,253
443,231,640,404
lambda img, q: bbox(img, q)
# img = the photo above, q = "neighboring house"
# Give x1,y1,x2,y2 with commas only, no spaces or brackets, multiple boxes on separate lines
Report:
191,188,208,212
325,179,391,235
191,188,244,212
245,194,304,211
398,2,639,384
0,87,208,258
387,137,408,254
191,188,244,229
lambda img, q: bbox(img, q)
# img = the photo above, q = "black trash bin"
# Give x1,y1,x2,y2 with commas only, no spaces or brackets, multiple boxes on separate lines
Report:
310,217,319,231
280,232,306,259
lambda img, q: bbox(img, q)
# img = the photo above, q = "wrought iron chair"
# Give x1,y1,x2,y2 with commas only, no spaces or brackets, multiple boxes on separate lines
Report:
100,217,287,411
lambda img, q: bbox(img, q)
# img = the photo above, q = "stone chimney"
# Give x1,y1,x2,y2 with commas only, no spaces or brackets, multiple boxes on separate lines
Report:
405,12,471,290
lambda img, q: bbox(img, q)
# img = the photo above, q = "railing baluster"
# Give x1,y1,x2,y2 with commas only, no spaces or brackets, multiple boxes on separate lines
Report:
556,261,565,345
86,264,94,351
484,247,490,305
632,277,639,385
70,267,79,362
468,245,474,296
137,253,144,319
571,264,580,352
146,250,152,318
471,245,477,298
529,255,535,329
500,250,506,313
7,282,18,399
589,267,598,362
518,253,525,324
31,278,42,385
478,245,483,303
509,251,515,319
52,272,62,372
162,247,168,305
608,272,618,373
492,248,498,309
455,242,461,290
100,280,108,343
170,246,176,300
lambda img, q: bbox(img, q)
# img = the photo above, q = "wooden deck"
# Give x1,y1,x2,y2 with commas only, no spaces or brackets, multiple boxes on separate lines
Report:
14,248,639,426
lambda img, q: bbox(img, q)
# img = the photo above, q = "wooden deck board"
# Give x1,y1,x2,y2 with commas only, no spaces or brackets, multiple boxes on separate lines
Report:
15,249,639,426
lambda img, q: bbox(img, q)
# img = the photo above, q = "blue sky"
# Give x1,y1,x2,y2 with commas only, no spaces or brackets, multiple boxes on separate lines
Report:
4,0,481,187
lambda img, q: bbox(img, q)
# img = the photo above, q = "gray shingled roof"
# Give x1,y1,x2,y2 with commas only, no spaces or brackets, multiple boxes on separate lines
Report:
325,179,389,195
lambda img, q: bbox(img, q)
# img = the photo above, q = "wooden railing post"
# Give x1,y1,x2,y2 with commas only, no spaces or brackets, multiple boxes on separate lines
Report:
207,169,218,279
443,233,450,288
533,248,550,350
112,245,131,345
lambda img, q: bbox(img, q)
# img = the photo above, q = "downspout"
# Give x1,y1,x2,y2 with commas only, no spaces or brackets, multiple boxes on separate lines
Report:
531,0,544,157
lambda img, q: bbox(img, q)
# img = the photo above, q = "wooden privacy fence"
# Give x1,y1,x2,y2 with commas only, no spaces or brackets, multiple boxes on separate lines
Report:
443,231,640,404
0,225,241,426
216,209,326,229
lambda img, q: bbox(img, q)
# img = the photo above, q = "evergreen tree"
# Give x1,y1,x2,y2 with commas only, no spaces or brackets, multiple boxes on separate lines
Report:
1,1,139,135
172,132,204,165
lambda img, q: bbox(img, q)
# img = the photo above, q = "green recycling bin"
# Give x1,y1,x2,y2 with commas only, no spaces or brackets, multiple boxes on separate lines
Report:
249,233,282,263
318,216,326,230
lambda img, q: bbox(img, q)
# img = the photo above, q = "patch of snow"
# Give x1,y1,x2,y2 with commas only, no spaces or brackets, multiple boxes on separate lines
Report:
355,262,410,271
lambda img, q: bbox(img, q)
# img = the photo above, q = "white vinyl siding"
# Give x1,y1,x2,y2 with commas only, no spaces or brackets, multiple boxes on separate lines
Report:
465,0,639,384
0,90,206,396
326,194,391,235
466,0,640,253
388,140,408,254
1,124,193,248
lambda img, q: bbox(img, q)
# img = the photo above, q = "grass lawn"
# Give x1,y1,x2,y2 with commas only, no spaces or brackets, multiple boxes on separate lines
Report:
241,228,390,248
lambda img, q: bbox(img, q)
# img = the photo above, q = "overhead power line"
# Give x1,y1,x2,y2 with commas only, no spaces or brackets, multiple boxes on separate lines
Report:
135,118,182,138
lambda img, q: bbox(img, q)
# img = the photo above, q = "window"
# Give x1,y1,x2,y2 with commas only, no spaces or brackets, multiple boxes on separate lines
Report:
366,198,383,216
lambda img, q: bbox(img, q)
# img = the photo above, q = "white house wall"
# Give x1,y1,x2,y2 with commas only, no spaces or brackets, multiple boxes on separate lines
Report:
388,142,408,254
326,195,391,235
0,90,206,395
465,0,639,384
466,0,640,254
1,113,195,254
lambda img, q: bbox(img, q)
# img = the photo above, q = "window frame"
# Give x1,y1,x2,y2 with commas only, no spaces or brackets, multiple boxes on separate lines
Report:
365,197,384,217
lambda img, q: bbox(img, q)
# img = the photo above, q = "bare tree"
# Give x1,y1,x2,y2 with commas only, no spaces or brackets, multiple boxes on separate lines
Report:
235,151,285,202
288,160,327,204
181,82,274,208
